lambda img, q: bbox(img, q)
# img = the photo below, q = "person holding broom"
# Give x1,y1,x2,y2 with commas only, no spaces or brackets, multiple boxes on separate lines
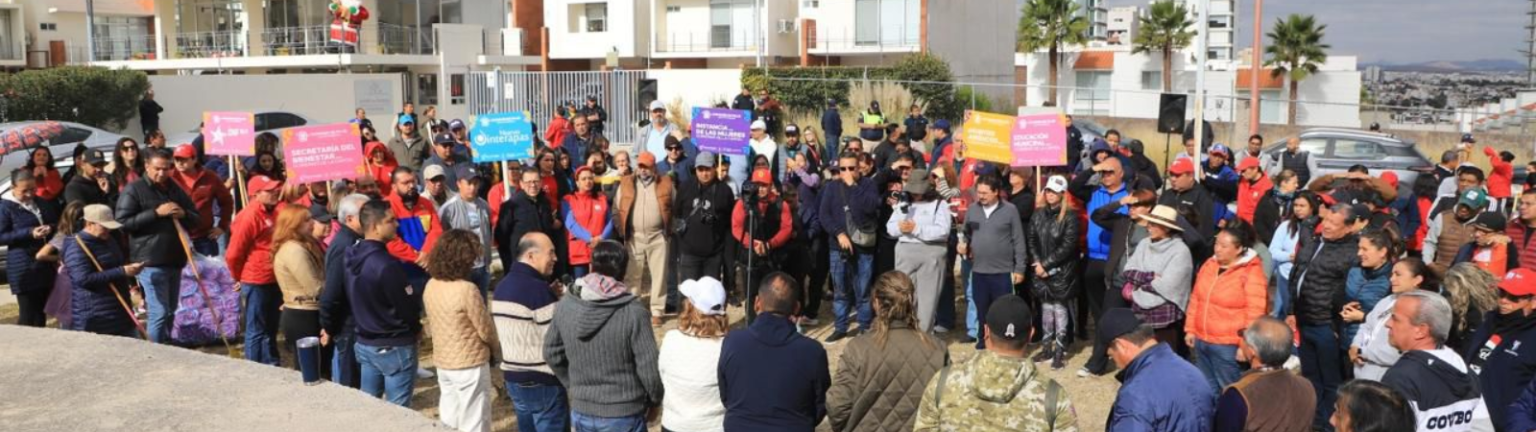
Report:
115,148,200,344
63,204,144,337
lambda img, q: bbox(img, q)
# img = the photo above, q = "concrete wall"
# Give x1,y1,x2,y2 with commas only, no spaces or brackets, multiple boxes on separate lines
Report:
547,0,644,59
131,73,405,138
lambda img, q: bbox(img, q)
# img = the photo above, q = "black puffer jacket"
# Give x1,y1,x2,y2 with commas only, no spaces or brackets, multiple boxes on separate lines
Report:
115,177,200,268
1289,232,1360,326
1028,204,1079,302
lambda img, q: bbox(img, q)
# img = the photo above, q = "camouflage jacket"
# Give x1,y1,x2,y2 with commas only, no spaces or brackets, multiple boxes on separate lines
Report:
914,350,1079,432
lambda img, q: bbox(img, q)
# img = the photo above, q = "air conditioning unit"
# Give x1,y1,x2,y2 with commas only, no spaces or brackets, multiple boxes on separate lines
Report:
777,19,797,34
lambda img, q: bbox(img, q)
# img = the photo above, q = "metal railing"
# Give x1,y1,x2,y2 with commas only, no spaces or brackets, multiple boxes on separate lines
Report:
174,30,246,58
261,25,332,56
811,28,919,51
92,34,157,61
468,70,647,146
657,30,758,53
376,23,434,55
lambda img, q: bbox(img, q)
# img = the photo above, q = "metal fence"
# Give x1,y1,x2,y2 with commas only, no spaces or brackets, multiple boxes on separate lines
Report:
467,70,647,145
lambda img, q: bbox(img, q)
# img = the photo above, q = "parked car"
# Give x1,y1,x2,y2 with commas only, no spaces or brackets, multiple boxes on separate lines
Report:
1260,128,1435,196
165,111,315,148
0,121,125,178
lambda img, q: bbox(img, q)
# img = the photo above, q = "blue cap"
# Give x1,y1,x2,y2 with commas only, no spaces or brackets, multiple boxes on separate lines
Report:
1462,133,1476,143
933,119,951,132
1208,143,1230,157
449,119,466,130
1089,139,1111,156
433,133,455,145
398,114,415,125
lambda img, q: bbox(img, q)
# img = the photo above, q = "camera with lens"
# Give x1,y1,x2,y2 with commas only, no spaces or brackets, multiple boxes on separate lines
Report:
890,190,912,212
742,182,761,207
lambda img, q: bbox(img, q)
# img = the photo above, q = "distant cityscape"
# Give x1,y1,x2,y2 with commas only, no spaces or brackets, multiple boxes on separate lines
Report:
1364,66,1526,125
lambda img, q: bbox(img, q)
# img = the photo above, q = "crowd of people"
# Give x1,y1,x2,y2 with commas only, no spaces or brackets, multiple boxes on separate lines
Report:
14,87,1536,432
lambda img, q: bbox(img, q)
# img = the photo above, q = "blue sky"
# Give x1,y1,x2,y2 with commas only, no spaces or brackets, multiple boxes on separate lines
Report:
1098,0,1527,64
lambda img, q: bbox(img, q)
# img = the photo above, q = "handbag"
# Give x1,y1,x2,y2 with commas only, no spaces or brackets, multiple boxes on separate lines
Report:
836,183,877,248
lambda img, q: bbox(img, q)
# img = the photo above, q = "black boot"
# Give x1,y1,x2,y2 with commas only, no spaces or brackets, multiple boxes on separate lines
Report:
1032,332,1054,363
1051,335,1068,370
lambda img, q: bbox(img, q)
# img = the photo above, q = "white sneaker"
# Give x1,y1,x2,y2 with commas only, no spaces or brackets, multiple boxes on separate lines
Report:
1076,367,1092,378
933,326,950,334
801,317,820,326
416,367,435,379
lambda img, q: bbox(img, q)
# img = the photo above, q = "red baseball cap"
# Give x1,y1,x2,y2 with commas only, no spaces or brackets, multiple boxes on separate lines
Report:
1381,171,1399,189
173,144,197,160
636,151,656,168
1501,269,1536,297
247,175,283,194
1237,156,1261,172
1168,158,1195,175
750,168,773,185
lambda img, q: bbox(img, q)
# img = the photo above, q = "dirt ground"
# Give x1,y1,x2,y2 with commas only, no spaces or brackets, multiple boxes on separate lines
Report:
0,293,1123,432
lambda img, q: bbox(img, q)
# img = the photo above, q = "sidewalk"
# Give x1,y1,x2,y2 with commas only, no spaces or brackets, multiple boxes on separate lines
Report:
0,288,12,307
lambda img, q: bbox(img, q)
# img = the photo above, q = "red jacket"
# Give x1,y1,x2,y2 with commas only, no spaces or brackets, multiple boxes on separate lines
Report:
731,194,794,250
547,115,571,149
171,167,233,240
1486,147,1513,199
385,193,442,264
34,168,62,201
1507,222,1536,273
1237,175,1273,224
226,203,278,284
563,192,611,266
364,141,398,198
1413,196,1432,251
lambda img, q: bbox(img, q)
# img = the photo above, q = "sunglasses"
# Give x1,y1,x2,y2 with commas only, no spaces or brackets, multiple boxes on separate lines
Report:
1096,170,1118,176
895,166,913,171
666,146,682,151
839,166,859,172
121,146,137,151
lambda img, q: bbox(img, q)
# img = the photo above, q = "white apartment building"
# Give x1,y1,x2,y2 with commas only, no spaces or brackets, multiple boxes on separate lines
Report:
1076,0,1108,41
1016,47,1363,128
1106,6,1139,47
1176,0,1236,65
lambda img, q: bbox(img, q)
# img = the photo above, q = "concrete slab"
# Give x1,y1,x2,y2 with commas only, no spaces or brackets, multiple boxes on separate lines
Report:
0,326,449,432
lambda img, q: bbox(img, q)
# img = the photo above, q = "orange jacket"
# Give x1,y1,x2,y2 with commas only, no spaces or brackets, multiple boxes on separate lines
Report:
1186,251,1269,345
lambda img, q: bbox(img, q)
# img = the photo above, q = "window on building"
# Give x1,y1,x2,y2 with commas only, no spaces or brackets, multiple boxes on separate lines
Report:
40,23,56,31
1075,71,1112,102
93,16,154,60
855,0,920,46
710,0,753,49
1141,71,1163,91
586,3,608,32
802,0,820,8
450,73,465,105
666,6,681,12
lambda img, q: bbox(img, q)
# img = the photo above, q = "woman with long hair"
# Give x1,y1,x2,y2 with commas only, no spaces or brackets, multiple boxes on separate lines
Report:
1270,191,1322,318
1341,230,1398,346
25,147,63,202
1252,169,1299,243
1349,257,1437,380
109,137,143,186
563,166,612,277
827,271,947,431
1442,262,1501,352
658,276,730,432
1332,380,1417,432
271,205,328,376
1027,175,1077,369
1123,205,1195,352
1185,219,1269,393
423,229,498,432
251,151,286,181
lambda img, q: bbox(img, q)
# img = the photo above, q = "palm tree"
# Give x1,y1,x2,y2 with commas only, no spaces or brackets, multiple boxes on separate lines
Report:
1017,0,1090,106
1131,1,1195,93
1264,14,1329,125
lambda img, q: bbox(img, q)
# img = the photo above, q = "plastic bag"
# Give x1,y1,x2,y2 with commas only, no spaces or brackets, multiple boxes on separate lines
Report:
171,255,241,346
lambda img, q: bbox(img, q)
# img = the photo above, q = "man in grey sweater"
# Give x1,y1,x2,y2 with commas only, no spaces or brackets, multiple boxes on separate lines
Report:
958,174,1028,349
545,241,663,428
437,165,493,294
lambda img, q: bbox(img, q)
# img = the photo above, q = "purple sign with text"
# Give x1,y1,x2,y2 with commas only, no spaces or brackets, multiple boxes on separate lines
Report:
690,107,751,156
1009,114,1068,167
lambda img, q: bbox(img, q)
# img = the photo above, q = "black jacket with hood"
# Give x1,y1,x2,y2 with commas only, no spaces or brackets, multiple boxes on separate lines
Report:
720,313,831,432
344,239,420,347
1381,348,1495,432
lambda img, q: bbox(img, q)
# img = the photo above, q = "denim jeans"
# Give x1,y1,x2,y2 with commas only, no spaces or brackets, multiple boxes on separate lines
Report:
1272,274,1291,319
192,237,220,257
471,267,491,299
1300,324,1345,431
137,265,183,344
1194,340,1243,394
508,381,571,432
356,342,419,407
571,411,646,432
242,283,282,366
331,329,361,389
829,247,874,334
963,260,978,338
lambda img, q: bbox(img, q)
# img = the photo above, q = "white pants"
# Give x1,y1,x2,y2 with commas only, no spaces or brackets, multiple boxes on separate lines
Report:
437,364,493,432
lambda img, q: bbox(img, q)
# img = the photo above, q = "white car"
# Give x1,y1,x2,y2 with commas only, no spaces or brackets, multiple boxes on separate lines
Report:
166,111,316,148
0,121,126,176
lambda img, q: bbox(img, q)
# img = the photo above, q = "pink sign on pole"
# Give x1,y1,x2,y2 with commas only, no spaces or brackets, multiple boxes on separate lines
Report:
281,123,364,184
1009,113,1068,167
202,111,256,156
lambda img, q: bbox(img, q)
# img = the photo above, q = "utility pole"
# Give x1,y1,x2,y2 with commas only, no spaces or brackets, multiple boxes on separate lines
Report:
1193,0,1211,153
85,0,96,62
1248,0,1263,135
1526,0,1536,86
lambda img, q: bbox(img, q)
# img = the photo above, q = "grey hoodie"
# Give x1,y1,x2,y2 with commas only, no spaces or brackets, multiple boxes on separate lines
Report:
544,275,664,417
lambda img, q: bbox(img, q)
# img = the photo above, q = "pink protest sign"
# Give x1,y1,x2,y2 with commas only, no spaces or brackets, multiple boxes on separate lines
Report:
1009,113,1068,167
280,123,364,184
202,112,257,156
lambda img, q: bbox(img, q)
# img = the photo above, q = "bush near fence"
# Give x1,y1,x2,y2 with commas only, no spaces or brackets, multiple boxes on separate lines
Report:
0,66,149,130
743,53,968,121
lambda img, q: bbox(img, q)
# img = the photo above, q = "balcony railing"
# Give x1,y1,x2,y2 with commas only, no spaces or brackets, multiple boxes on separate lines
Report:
657,30,758,53
93,34,157,61
261,23,434,56
811,29,919,51
376,23,434,55
174,30,246,58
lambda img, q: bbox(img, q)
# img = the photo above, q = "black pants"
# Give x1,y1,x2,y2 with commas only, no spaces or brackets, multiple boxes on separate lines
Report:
281,308,332,380
801,236,828,320
742,260,772,324
16,290,50,327
1083,260,1116,374
874,235,897,279
678,253,723,284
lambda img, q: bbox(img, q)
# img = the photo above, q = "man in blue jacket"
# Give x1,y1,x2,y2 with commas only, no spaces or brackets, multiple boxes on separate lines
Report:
821,98,842,163
819,151,880,343
719,272,830,432
1101,308,1215,431
345,199,421,407
319,193,370,389
1068,156,1130,376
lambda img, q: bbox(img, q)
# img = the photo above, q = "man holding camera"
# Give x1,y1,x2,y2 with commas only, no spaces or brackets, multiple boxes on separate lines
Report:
819,151,881,343
732,168,794,324
674,151,736,283
887,168,950,332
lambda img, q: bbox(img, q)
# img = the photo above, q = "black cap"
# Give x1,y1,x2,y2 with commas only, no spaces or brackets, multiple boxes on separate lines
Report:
985,295,1034,342
309,204,334,224
82,149,106,165
1470,211,1508,232
453,164,480,183
1096,308,1143,347
433,133,455,146
587,95,598,102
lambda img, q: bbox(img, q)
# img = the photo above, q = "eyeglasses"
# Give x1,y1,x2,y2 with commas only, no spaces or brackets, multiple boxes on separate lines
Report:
121,146,137,151
839,166,859,172
1096,170,1119,176
666,146,682,151
894,166,913,172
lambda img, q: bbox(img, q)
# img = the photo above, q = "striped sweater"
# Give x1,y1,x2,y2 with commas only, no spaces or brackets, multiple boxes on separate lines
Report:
492,262,560,385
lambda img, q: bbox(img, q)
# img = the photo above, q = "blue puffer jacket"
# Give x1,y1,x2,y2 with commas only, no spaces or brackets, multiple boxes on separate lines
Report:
1109,343,1216,432
1343,263,1392,343
63,232,137,335
0,196,57,294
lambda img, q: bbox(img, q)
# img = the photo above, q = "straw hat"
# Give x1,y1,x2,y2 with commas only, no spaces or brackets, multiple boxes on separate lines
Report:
1135,205,1184,232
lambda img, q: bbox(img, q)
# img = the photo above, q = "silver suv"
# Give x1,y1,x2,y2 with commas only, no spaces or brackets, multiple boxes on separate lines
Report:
1260,128,1434,193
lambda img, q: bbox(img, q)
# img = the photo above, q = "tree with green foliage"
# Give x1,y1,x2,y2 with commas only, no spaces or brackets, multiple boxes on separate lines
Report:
1017,0,1090,106
0,66,150,130
740,53,964,121
1132,1,1195,93
1264,14,1329,125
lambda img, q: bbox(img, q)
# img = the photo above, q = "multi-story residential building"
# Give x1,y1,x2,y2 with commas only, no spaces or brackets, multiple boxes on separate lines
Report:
1106,6,1139,47
1176,0,1235,65
1077,0,1108,41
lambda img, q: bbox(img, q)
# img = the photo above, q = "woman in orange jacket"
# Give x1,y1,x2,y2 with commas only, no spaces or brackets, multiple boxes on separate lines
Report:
1185,219,1270,394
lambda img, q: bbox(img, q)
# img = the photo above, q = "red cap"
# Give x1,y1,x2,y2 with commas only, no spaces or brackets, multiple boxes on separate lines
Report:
1237,156,1261,172
173,144,197,159
1500,269,1536,297
1382,171,1399,189
1168,158,1195,175
750,168,773,185
247,175,283,194
1318,192,1338,206
637,151,656,167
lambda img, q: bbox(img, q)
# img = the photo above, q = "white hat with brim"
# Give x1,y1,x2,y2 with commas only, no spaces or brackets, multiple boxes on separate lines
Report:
679,277,727,316
83,204,122,230
1134,205,1184,232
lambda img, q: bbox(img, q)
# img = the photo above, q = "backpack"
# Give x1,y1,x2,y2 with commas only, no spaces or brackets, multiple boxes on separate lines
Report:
932,365,1063,430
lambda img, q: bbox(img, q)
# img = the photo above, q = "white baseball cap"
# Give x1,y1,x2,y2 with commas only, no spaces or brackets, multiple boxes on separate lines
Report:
679,277,727,316
1045,175,1068,193
750,120,767,131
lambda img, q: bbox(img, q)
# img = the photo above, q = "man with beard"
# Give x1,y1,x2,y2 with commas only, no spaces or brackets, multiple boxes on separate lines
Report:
384,167,443,293
1427,188,1492,277
496,168,556,273
616,152,673,326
